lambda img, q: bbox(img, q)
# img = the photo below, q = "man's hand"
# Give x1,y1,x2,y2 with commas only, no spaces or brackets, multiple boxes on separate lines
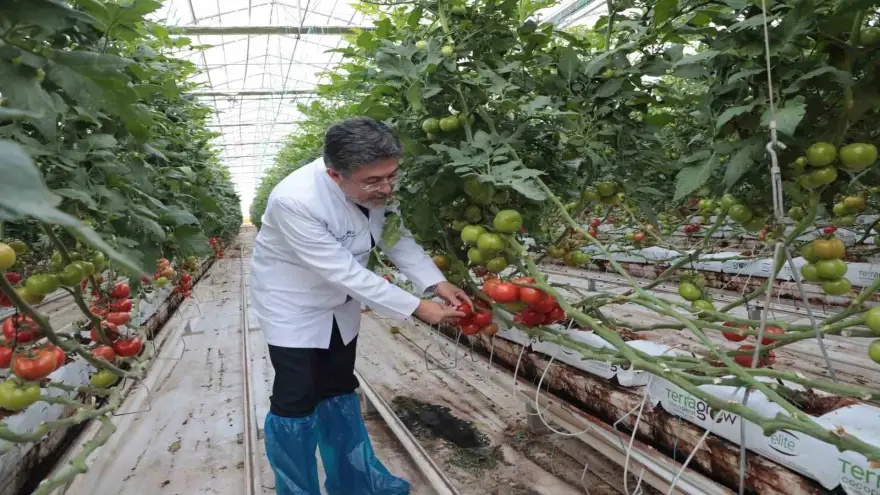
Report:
433,281,472,309
413,299,465,325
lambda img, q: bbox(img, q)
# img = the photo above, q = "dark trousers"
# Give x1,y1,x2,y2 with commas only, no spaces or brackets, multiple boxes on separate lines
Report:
267,318,360,418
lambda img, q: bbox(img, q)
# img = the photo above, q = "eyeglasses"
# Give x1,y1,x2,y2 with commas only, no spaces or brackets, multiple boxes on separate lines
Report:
358,175,398,192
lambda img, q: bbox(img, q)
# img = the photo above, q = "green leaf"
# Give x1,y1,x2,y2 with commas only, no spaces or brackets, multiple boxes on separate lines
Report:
0,108,42,121
715,101,757,131
674,154,717,201
645,113,675,127
0,139,143,274
761,100,806,136
727,68,763,84
84,133,117,149
53,188,97,208
673,50,720,67
136,214,166,241
595,78,624,98
557,48,581,82
653,0,678,24
382,212,403,249
362,104,393,121
162,207,199,226
723,145,756,187
405,81,423,112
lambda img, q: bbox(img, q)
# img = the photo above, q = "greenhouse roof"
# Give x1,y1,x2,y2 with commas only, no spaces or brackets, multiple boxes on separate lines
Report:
154,0,605,217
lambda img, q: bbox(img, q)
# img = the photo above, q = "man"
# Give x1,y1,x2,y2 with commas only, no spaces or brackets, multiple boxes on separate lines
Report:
250,116,469,495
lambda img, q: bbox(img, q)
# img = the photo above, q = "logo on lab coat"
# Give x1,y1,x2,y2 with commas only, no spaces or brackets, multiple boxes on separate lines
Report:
333,230,357,242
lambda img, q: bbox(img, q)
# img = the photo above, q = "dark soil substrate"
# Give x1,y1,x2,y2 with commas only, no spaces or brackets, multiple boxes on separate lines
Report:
391,396,488,449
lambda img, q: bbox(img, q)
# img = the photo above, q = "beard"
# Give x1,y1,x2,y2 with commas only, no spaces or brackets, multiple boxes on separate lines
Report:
352,192,393,209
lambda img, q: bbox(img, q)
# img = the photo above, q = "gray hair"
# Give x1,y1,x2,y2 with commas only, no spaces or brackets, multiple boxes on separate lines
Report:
323,117,402,176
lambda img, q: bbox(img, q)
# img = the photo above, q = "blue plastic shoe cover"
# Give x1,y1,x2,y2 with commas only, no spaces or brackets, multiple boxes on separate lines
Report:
264,411,321,495
316,393,411,495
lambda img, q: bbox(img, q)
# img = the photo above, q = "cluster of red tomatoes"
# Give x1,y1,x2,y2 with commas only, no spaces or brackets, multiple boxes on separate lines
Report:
88,281,143,359
173,273,193,298
0,313,69,411
722,321,784,368
482,277,566,328
208,237,225,259
454,301,497,336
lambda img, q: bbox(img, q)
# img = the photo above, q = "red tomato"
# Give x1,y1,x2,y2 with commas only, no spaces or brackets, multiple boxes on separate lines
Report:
760,327,785,345
460,323,481,336
823,226,836,234
472,311,493,326
590,219,601,228
480,323,499,336
42,345,66,370
511,276,536,284
383,274,391,281
456,303,473,317
588,228,598,238
546,306,566,324
0,293,10,308
531,294,558,314
113,337,143,357
91,345,116,362
91,322,119,343
518,287,544,305
140,275,151,284
733,345,775,368
13,349,58,380
110,283,130,300
473,266,488,277
482,278,500,296
5,272,22,285
90,306,108,318
633,232,646,241
515,309,545,328
607,217,617,224
2,315,39,343
0,346,12,368
722,322,748,342
181,273,192,283
106,312,131,326
474,299,491,310
490,282,520,303
110,299,133,312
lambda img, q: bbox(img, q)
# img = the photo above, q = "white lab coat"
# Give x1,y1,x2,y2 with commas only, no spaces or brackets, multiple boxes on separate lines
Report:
249,158,447,349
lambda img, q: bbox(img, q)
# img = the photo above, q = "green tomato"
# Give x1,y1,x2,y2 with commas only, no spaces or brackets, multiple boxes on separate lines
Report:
843,196,866,212
422,118,440,134
800,243,820,263
821,278,851,296
805,142,837,167
810,166,838,186
90,369,118,388
493,209,523,233
464,205,483,222
798,174,819,190
0,380,41,411
25,274,60,296
58,264,85,287
691,300,715,312
155,276,169,287
866,307,880,332
800,263,821,282
493,189,510,204
73,261,95,277
838,215,857,227
16,287,45,305
467,247,486,265
570,251,589,266
839,143,877,172
35,68,45,82
815,259,848,280
719,194,740,211
8,240,27,255
451,220,469,231
441,45,455,57
787,206,805,220
476,233,505,254
596,181,616,197
742,217,765,232
0,243,15,271
486,257,508,273
728,204,754,223
678,282,702,302
547,246,566,259
439,116,460,132
832,202,849,216
463,177,488,198
581,189,600,202
415,40,429,50
461,225,487,245
794,156,808,167
870,339,880,365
